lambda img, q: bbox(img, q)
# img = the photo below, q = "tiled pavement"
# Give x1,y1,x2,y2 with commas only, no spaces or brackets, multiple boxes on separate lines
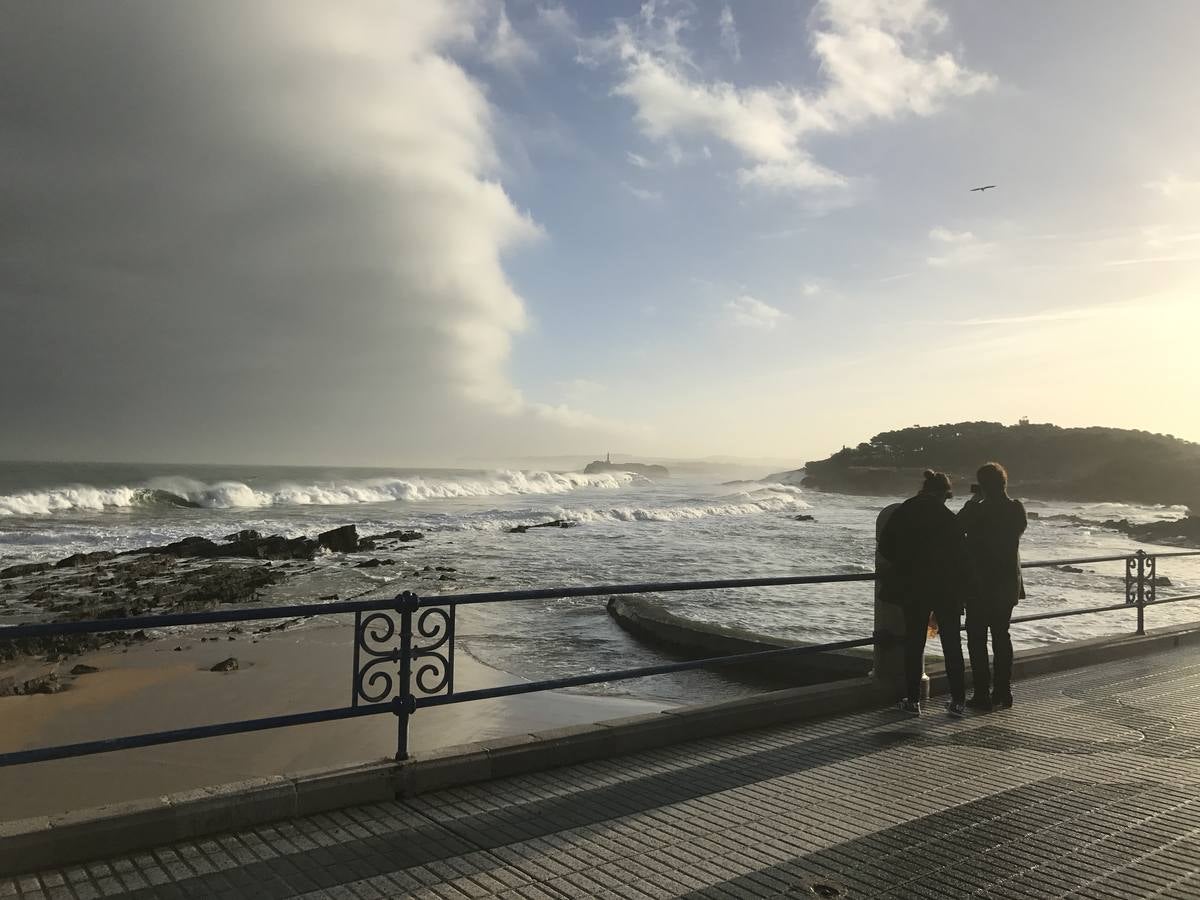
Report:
9,648,1200,898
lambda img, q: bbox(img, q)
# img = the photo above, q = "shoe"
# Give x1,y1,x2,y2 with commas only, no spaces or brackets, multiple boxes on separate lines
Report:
996,694,1013,710
946,700,966,718
967,694,993,712
897,699,921,716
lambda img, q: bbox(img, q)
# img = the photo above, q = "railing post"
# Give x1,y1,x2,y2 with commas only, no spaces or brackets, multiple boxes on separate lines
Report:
394,592,418,761
1131,550,1148,636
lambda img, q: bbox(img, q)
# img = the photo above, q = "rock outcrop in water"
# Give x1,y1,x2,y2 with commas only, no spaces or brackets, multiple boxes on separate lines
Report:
509,520,578,534
583,459,669,478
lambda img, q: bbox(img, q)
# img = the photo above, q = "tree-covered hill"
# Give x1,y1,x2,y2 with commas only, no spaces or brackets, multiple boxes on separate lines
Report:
792,421,1200,509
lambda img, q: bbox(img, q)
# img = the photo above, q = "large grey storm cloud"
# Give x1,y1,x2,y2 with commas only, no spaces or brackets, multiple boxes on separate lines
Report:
1,2,594,464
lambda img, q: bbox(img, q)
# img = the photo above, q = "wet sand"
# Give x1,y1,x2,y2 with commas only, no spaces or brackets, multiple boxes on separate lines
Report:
0,621,671,820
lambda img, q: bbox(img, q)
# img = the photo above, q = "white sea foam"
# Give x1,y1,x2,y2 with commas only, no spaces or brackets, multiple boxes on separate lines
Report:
0,470,637,516
553,486,810,524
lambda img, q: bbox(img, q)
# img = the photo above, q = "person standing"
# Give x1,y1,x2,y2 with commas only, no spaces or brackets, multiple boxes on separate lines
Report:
959,462,1027,711
879,470,970,717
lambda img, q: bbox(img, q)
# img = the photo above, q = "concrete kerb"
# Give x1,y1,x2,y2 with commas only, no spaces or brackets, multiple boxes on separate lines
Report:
5,620,1200,876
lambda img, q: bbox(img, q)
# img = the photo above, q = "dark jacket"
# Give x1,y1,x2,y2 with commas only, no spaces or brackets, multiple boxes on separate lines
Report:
958,495,1027,610
879,493,972,608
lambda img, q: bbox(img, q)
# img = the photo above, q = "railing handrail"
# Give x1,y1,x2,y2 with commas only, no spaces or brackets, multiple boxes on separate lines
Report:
1,547,1199,771
1,548,1198,639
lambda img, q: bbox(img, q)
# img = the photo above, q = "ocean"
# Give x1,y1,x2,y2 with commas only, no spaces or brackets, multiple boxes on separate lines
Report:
2,460,1198,703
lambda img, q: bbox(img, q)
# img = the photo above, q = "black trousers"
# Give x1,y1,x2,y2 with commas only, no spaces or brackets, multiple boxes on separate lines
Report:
903,600,965,703
967,604,1014,701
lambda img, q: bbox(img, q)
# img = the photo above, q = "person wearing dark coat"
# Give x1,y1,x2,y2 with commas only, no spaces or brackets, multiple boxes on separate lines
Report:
958,462,1027,711
879,470,970,717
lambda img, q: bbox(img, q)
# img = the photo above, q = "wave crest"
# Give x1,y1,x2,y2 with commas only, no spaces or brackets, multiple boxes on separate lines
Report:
0,470,637,516
555,486,809,524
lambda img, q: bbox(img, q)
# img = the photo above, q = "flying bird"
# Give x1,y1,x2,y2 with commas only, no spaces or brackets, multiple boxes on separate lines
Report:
970,184,997,192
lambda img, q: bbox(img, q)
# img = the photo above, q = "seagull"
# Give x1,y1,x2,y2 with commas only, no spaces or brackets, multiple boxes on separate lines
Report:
970,184,996,192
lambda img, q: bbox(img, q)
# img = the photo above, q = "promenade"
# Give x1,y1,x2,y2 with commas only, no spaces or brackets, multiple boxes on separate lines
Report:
7,644,1200,899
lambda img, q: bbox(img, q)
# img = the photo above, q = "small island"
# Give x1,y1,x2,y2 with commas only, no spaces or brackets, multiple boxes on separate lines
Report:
773,421,1200,511
584,453,669,478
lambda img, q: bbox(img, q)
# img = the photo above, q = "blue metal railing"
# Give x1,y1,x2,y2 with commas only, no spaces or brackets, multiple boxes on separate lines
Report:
1,548,1198,767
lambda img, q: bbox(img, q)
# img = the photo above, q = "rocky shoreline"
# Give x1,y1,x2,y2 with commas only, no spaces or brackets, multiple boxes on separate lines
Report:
0,523,448,683
1040,513,1200,548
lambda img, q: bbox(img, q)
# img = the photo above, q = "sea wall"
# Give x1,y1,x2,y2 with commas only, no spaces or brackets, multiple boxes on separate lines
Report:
606,596,872,684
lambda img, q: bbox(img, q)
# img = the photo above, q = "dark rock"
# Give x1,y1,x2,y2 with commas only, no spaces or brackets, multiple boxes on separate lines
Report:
26,675,66,695
129,535,222,559
367,529,424,543
174,646,184,652
793,515,816,522
55,551,117,568
0,562,52,579
130,532,316,561
0,676,15,697
318,525,359,553
380,559,395,566
435,566,456,572
357,538,376,551
1027,511,1040,519
131,630,148,641
509,520,577,534
222,529,262,543
583,460,669,477
439,574,455,581
355,559,383,568
1153,575,1173,587
319,593,339,601
1058,565,1085,574
210,657,239,672
70,664,100,675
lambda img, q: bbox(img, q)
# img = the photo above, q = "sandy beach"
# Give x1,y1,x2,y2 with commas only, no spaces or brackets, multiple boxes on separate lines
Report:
0,618,671,821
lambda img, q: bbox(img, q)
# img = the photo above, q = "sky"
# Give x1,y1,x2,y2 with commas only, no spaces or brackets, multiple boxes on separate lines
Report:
2,0,1199,468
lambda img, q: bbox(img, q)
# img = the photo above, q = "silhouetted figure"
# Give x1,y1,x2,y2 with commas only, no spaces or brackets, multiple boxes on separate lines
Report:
879,470,970,717
959,462,1027,711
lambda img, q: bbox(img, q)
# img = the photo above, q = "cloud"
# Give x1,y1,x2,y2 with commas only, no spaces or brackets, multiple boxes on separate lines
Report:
536,4,578,41
718,6,741,62
484,5,537,70
626,151,654,168
1104,254,1200,267
622,182,664,201
0,1,619,463
929,226,975,244
802,283,822,296
926,226,993,266
599,0,993,194
1145,173,1200,198
726,295,788,329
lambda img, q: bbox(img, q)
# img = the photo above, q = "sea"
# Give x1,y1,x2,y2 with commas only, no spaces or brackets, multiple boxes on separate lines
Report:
2,460,1198,704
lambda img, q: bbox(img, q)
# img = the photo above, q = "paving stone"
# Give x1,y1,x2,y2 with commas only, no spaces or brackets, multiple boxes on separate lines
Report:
11,647,1200,898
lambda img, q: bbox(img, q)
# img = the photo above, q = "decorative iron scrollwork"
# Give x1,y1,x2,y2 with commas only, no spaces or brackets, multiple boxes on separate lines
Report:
351,594,454,706
1125,555,1138,606
413,607,454,695
354,611,401,704
1145,555,1157,605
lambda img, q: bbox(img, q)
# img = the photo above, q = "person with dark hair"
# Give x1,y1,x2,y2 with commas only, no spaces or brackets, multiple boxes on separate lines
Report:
879,469,970,717
959,462,1027,711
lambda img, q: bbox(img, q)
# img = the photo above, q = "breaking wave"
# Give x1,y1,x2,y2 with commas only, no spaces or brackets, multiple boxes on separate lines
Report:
0,470,638,516
555,486,809,524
